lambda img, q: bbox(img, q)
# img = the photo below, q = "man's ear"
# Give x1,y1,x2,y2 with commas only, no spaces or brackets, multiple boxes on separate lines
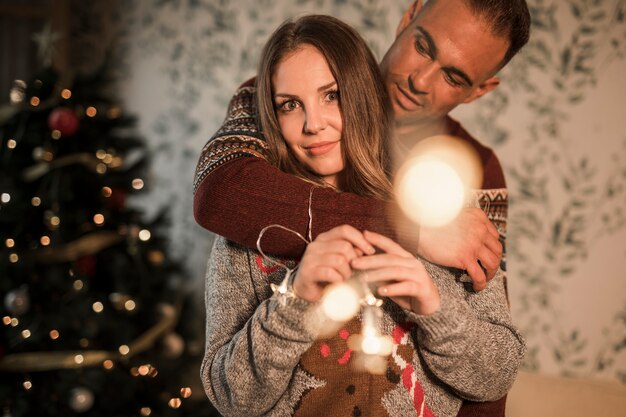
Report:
396,0,423,37
463,76,500,104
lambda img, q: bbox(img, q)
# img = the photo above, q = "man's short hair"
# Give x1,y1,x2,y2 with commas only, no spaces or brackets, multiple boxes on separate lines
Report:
465,0,531,69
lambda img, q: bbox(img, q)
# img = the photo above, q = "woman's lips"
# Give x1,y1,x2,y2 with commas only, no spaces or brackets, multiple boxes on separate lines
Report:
305,141,339,156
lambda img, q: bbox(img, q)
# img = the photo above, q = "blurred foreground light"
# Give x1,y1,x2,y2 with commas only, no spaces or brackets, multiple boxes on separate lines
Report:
394,135,482,228
103,359,114,370
140,407,152,416
1,193,10,203
180,387,192,398
321,282,360,322
119,344,130,355
7,139,17,149
49,329,60,339
61,89,72,99
23,380,32,390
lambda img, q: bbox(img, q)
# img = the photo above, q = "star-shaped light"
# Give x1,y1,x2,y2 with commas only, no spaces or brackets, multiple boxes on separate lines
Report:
32,23,62,66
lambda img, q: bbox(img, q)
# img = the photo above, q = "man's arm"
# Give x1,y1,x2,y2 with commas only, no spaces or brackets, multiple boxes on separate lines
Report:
194,82,501,281
193,83,394,258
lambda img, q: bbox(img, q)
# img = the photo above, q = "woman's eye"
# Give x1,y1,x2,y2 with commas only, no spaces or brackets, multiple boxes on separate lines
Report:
278,100,299,112
325,90,339,102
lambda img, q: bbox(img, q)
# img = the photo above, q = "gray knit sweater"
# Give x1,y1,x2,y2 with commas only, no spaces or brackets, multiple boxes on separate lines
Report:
201,236,525,417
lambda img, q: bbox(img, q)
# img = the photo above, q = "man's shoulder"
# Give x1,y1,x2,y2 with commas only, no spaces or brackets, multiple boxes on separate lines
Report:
444,116,506,190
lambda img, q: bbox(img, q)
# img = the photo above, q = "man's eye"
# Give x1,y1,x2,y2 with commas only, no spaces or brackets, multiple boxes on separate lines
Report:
414,39,428,56
444,73,463,87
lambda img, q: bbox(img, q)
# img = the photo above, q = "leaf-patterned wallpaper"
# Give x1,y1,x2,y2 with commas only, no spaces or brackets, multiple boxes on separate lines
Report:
100,0,626,384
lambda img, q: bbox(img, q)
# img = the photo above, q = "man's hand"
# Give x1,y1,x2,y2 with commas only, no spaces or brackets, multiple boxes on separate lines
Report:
415,207,502,291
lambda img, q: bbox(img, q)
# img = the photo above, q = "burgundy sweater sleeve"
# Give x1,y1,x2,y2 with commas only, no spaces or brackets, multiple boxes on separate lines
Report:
193,157,394,258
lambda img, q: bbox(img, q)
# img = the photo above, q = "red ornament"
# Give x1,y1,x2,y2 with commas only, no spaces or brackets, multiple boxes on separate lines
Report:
48,107,79,137
76,255,97,277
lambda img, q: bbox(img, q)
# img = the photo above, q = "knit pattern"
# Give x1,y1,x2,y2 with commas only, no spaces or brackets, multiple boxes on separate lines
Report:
201,237,526,417
193,86,267,193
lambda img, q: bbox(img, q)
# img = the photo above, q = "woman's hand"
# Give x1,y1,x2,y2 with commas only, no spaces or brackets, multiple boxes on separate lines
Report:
351,230,440,316
293,225,375,303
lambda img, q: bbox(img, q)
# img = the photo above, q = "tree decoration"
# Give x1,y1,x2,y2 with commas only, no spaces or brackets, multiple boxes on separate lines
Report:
47,107,79,137
0,65,215,416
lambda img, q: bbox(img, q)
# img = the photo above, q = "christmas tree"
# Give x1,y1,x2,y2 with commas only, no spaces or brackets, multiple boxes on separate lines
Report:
0,65,217,416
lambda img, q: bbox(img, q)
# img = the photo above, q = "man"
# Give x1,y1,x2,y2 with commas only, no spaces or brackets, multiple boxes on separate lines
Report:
194,0,530,415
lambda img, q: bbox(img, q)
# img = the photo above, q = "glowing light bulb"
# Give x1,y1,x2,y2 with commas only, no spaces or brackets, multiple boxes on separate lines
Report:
396,157,464,227
138,229,151,241
320,282,360,322
1,193,10,203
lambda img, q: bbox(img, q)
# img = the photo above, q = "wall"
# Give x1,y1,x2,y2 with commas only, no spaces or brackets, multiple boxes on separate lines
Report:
107,0,626,384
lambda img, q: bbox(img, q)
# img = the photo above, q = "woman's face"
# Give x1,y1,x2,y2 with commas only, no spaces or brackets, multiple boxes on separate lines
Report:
271,44,344,187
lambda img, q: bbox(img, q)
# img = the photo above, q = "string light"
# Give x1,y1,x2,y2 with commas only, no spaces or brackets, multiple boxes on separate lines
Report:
50,216,61,227
41,150,54,161
101,187,112,197
9,253,19,263
109,156,123,168
3,316,11,325
168,398,182,409
93,214,105,226
148,250,165,265
49,329,60,340
140,407,152,416
5,238,15,248
31,197,41,206
138,365,150,376
148,367,158,377
180,387,192,398
11,318,19,326
102,154,113,164
73,280,84,291
130,367,140,377
138,230,151,241
21,329,31,339
96,150,107,160
96,163,107,174
1,193,10,203
119,345,130,355
79,338,89,348
107,106,122,119
61,89,72,99
23,380,32,390
51,129,61,139
85,106,97,117
74,354,85,364
132,179,144,190
7,139,17,149
92,302,104,313
320,281,360,322
103,360,114,370
30,96,40,106
124,300,136,311
40,236,51,246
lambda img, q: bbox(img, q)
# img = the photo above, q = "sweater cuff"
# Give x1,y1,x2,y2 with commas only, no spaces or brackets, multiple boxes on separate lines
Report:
269,295,324,341
404,292,471,340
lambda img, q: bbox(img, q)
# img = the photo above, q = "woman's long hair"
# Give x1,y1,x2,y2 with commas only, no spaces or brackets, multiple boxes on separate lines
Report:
256,14,393,200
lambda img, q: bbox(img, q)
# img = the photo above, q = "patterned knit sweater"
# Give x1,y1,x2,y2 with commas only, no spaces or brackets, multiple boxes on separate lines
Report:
193,81,509,275
201,236,525,417
195,81,516,416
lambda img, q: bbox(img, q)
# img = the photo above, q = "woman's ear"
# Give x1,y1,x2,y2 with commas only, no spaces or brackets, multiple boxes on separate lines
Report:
396,0,423,37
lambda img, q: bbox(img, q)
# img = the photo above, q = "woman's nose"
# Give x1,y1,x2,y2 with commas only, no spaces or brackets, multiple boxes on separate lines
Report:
303,106,328,134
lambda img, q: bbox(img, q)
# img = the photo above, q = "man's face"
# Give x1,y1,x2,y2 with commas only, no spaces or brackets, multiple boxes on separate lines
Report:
380,0,510,124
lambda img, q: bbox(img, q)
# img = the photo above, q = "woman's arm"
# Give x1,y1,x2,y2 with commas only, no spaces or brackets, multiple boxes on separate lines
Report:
354,231,525,402
408,265,525,401
201,237,320,417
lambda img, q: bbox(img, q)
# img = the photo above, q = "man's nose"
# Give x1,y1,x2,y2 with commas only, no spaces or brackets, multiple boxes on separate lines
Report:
408,62,438,94
303,105,328,134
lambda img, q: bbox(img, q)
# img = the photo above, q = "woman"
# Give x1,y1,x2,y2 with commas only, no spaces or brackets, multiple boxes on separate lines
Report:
201,15,524,417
